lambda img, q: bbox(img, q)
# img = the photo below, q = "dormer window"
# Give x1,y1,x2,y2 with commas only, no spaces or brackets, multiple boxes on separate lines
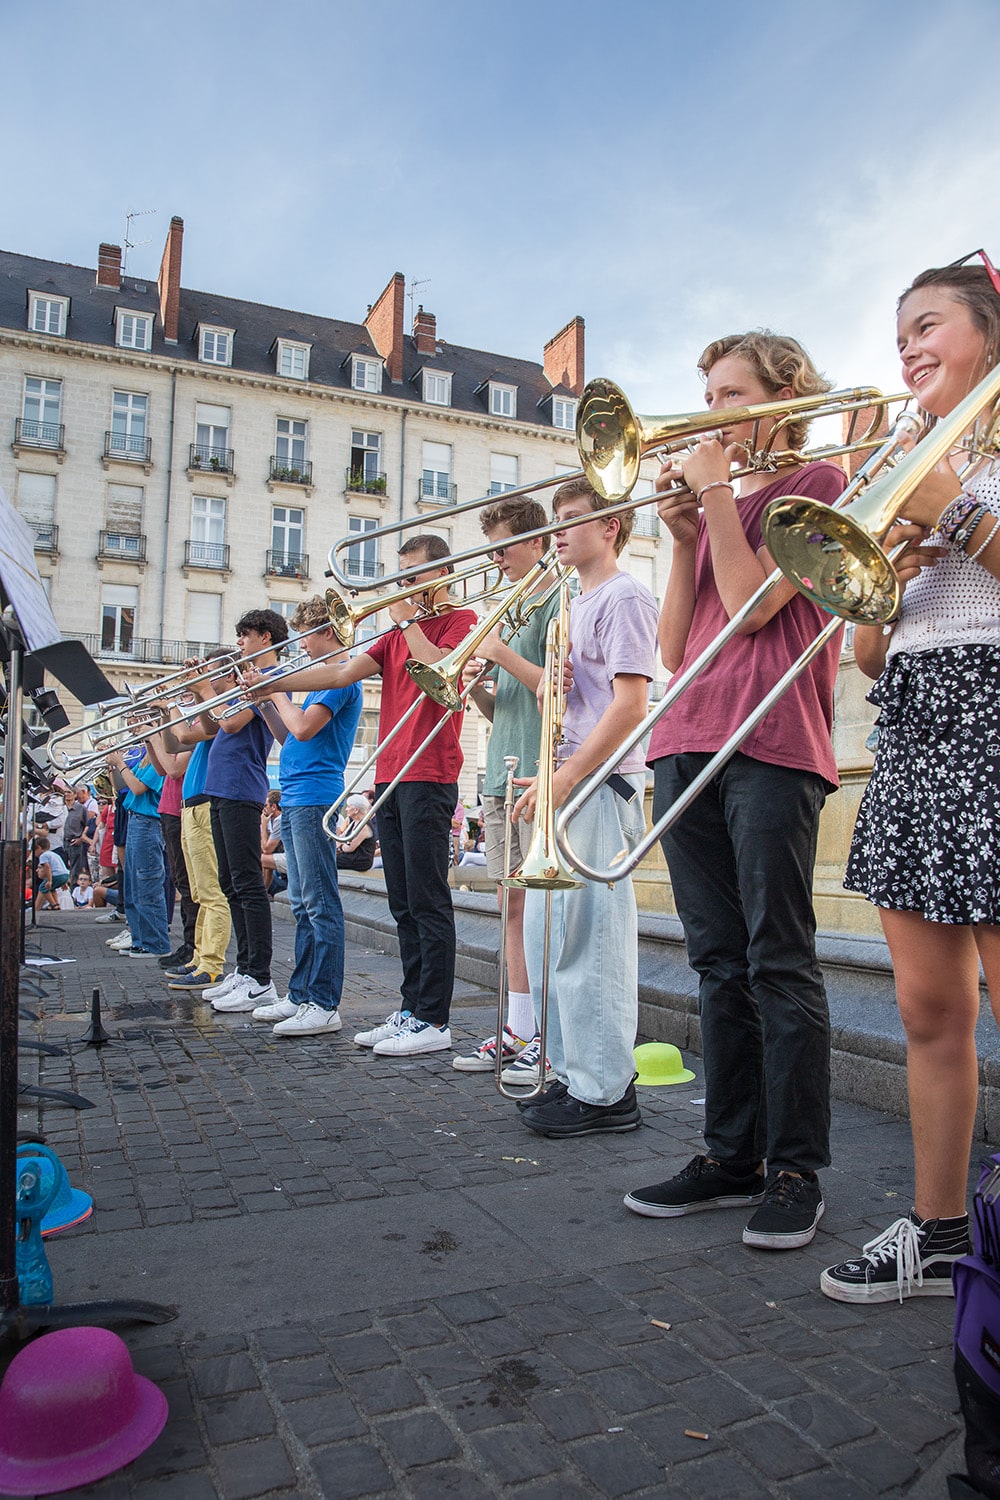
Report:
276,340,310,380
351,355,383,394
552,396,578,431
199,325,234,366
116,309,153,351
28,292,69,337
423,370,452,406
489,382,517,420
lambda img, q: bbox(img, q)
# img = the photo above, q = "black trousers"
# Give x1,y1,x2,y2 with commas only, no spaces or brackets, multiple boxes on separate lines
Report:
210,797,271,985
375,781,456,1026
161,810,198,954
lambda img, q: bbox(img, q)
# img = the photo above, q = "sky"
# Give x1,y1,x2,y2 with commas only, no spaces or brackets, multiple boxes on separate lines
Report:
4,0,1000,419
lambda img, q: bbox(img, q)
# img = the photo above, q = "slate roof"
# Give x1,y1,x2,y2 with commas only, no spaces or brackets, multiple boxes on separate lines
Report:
0,250,573,432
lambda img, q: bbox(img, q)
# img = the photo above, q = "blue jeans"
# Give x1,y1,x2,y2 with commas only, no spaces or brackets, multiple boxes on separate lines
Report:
654,752,831,1174
123,813,169,954
283,804,345,1011
524,775,646,1106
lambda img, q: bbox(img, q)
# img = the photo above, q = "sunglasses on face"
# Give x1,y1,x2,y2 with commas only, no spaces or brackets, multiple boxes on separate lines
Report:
947,248,1000,298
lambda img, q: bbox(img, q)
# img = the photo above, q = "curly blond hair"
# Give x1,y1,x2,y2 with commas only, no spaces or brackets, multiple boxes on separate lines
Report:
697,330,832,453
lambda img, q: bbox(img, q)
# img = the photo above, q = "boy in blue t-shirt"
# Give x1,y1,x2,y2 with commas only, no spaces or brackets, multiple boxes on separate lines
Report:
251,596,362,1036
33,838,70,911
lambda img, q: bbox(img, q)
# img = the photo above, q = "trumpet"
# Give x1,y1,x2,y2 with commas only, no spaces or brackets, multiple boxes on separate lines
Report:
326,385,905,591
553,409,927,885
763,361,1000,623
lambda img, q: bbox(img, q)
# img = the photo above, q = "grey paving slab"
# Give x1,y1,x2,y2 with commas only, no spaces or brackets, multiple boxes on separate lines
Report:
8,914,978,1497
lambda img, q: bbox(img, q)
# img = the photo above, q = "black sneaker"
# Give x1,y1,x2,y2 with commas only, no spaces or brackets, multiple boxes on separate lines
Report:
742,1171,824,1249
820,1210,970,1303
624,1154,765,1218
159,945,193,970
520,1083,642,1138
515,1078,568,1113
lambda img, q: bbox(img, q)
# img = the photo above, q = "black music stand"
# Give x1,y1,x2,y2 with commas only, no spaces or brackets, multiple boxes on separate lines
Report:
0,488,175,1340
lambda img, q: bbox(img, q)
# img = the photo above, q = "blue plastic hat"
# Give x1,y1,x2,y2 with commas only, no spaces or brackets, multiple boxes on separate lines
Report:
17,1143,93,1237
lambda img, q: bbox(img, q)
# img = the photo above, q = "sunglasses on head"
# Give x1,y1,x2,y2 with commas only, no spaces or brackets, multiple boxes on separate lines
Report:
947,248,1000,298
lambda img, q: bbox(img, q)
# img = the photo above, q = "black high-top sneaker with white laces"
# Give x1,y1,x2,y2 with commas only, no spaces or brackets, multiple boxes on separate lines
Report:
820,1209,971,1303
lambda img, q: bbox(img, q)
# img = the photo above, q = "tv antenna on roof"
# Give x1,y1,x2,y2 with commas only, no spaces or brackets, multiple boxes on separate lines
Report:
407,277,431,327
123,208,156,275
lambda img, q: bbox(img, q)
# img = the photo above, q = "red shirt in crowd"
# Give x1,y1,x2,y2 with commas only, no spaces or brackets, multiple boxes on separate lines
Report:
365,608,477,784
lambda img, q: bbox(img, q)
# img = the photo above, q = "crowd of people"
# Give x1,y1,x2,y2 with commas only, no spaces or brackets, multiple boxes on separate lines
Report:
30,256,1000,1313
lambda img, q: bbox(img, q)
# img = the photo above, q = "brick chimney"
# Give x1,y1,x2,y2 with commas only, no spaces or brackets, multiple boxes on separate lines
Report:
543,315,585,397
157,216,184,344
96,243,121,291
364,272,405,383
413,305,437,356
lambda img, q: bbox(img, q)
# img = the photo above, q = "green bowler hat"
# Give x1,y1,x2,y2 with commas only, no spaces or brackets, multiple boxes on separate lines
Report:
633,1042,696,1087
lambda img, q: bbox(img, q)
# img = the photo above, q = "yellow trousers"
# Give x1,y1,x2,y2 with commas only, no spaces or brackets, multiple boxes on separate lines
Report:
180,803,231,975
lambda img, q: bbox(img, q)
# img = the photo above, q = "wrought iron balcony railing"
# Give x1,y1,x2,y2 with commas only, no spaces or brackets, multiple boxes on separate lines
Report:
345,468,387,495
419,477,457,504
29,522,59,553
14,418,65,450
104,431,152,463
268,457,312,485
188,444,234,473
343,558,383,581
98,530,146,562
184,540,231,570
265,550,309,579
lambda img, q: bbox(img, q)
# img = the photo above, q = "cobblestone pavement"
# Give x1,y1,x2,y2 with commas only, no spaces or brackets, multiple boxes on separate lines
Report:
11,912,972,1499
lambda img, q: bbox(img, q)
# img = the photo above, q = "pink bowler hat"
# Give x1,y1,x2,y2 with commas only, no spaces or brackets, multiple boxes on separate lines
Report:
0,1327,168,1494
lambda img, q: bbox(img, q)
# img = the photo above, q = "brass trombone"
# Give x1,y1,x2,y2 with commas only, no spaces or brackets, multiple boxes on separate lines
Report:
553,410,927,885
763,361,1000,624
326,384,903,591
326,559,503,648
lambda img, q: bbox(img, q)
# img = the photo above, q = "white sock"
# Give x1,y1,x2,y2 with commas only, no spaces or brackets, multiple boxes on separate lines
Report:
506,992,535,1043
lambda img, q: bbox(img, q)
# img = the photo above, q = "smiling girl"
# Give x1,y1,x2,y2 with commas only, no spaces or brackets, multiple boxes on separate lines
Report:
823,258,1000,1303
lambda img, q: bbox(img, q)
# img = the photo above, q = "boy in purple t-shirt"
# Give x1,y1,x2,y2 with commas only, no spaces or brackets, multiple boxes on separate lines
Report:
513,478,657,1138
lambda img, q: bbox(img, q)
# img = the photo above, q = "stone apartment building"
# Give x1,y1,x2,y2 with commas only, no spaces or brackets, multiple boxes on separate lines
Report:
0,216,667,799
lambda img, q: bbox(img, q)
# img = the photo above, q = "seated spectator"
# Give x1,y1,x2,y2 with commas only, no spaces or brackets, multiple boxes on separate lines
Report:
91,875,116,909
336,796,376,872
33,837,70,912
72,870,95,909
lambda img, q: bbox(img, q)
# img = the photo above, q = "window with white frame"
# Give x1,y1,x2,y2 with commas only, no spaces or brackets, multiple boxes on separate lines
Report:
349,430,383,489
268,599,299,634
489,453,519,496
271,506,305,567
552,397,577,431
110,391,148,457
15,472,56,546
277,340,310,380
199,326,233,365
421,441,453,501
115,309,152,351
21,377,62,445
422,370,452,406
190,495,227,566
346,516,379,581
101,584,138,656
194,403,231,466
351,355,383,393
274,417,307,470
489,382,517,419
28,292,68,337
185,592,222,650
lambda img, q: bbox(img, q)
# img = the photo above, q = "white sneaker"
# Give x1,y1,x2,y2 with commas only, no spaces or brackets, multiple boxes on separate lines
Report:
354,1010,409,1048
94,910,122,925
273,1003,343,1037
108,931,133,951
203,971,244,1000
252,996,298,1022
453,1026,528,1073
373,1016,452,1056
212,976,258,1012
500,1035,552,1086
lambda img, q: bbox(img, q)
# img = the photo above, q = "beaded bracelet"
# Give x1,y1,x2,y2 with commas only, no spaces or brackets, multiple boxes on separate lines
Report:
936,493,980,540
953,505,988,550
968,514,1000,562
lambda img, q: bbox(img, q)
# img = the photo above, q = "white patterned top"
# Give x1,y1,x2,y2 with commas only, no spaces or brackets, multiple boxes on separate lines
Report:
888,460,1000,657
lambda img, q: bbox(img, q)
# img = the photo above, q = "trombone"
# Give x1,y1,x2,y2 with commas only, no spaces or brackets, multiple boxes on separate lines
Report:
553,409,927,885
762,361,1000,624
326,384,902,591
326,558,503,648
494,582,580,1101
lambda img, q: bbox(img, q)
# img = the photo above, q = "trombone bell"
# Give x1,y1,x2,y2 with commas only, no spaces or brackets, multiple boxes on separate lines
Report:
762,499,901,626
406,660,463,713
577,378,643,503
